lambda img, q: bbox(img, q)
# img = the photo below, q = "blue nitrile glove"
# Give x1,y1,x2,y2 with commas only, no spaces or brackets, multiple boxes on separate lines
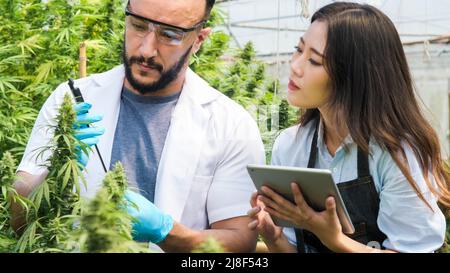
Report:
125,190,174,243
73,102,104,167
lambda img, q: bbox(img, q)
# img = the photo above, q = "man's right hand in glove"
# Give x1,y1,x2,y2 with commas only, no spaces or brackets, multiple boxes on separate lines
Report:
74,102,104,167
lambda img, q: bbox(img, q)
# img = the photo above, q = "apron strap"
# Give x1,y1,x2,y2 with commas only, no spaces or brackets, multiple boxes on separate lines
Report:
294,229,307,253
357,146,371,177
296,118,320,253
307,119,319,168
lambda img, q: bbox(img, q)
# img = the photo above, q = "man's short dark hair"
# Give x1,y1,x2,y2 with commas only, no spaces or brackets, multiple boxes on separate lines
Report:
204,0,215,19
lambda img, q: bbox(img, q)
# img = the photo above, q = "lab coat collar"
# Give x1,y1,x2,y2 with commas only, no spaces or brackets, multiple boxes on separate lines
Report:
82,65,125,192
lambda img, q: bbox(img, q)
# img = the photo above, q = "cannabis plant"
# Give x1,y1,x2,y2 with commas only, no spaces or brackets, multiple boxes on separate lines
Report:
77,162,148,253
0,152,31,252
15,93,86,252
0,152,18,233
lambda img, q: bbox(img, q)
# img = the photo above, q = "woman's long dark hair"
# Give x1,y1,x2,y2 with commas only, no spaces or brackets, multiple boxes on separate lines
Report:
299,2,450,208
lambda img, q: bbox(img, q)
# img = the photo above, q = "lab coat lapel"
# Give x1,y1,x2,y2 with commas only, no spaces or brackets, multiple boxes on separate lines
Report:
154,69,212,222
82,65,124,196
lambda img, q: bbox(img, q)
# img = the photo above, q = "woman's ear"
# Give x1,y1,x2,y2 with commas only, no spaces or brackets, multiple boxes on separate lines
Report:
192,27,212,54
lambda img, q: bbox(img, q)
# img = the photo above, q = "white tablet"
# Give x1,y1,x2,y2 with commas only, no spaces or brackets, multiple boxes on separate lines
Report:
247,164,355,234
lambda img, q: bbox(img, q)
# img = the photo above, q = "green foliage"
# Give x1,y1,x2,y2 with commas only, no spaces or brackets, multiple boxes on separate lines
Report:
279,99,298,131
194,33,298,163
15,93,85,253
0,153,17,225
0,152,21,252
192,236,226,253
190,9,230,88
10,94,147,253
103,162,128,204
192,9,298,137
0,150,33,253
4,95,146,253
76,162,148,253
0,0,125,159
218,42,263,107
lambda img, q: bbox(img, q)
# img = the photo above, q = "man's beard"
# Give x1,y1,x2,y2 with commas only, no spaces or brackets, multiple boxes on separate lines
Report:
123,42,193,95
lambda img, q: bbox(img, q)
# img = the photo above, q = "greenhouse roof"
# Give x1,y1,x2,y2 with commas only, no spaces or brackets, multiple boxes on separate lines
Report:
216,0,450,57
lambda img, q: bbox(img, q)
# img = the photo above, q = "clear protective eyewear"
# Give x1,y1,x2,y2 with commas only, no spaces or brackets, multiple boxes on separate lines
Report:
125,5,205,46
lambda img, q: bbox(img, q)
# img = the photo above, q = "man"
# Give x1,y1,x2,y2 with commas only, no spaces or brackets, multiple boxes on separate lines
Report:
13,0,265,252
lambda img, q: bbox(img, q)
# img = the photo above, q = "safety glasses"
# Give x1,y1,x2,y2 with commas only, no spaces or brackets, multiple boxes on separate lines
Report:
125,4,205,46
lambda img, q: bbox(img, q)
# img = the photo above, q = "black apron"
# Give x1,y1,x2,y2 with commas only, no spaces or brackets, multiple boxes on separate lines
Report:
294,120,387,253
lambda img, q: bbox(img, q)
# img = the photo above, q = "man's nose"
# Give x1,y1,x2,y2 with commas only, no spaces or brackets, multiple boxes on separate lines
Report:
139,31,158,59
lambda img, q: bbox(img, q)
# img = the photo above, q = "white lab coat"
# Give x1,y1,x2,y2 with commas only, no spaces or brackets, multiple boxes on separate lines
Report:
18,65,265,233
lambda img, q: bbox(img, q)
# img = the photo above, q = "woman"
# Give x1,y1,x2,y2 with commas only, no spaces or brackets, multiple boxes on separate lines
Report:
248,2,449,253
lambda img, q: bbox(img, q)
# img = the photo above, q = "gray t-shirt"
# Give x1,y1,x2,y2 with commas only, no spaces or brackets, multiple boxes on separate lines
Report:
110,86,181,202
